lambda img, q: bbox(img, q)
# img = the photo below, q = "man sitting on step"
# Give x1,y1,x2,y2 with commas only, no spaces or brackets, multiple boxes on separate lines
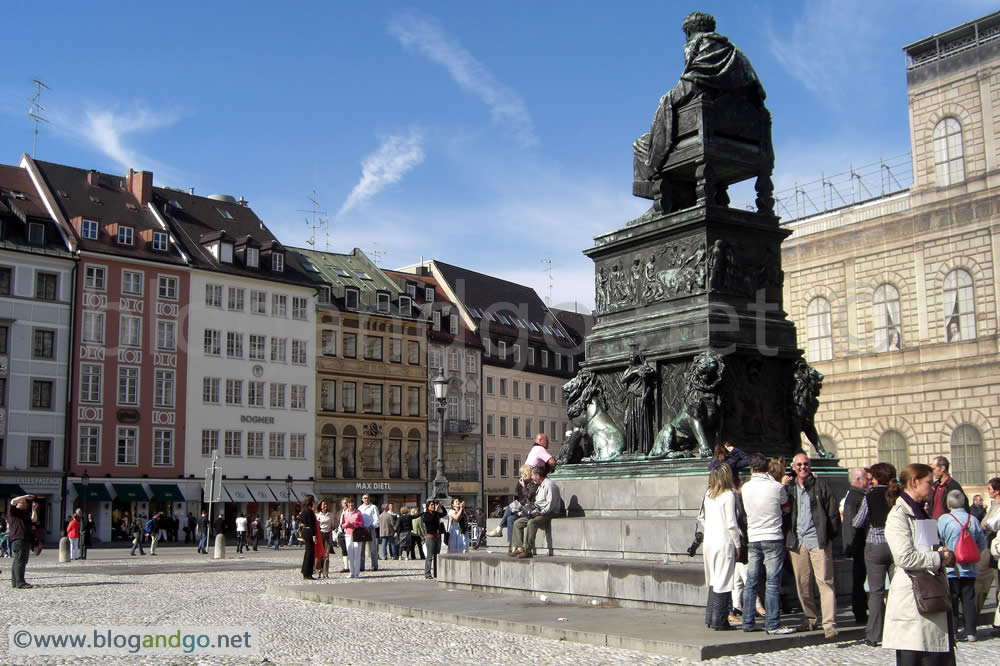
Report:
509,466,561,558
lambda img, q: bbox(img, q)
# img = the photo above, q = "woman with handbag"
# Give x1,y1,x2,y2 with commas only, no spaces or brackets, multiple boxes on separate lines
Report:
883,463,957,665
339,497,365,578
702,465,742,630
852,462,897,647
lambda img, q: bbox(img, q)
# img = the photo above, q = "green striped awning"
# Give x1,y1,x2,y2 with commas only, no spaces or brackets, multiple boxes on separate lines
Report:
112,483,149,502
149,484,185,503
73,482,112,502
0,483,26,497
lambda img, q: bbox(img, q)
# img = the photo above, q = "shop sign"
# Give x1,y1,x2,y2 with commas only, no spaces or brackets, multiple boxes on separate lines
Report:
355,482,392,491
241,415,275,424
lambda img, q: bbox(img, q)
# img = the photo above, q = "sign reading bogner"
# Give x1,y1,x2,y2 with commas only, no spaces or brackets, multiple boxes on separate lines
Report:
240,415,275,424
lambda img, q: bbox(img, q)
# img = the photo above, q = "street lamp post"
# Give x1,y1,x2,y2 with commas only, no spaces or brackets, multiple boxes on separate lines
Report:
81,470,89,560
430,372,450,500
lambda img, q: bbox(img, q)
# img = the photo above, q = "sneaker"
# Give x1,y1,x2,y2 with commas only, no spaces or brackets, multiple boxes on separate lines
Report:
487,528,503,538
17,583,34,589
766,626,796,635
966,634,978,642
516,550,533,558
824,628,838,639
508,549,522,558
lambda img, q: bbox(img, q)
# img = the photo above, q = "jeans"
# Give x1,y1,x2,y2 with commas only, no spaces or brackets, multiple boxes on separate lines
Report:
69,537,80,560
499,508,518,546
130,535,145,555
743,539,785,631
424,534,440,578
197,532,208,553
380,535,395,560
236,532,246,553
11,539,28,587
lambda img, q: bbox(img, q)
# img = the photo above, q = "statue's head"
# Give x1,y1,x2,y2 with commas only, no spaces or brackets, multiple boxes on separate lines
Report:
682,11,715,37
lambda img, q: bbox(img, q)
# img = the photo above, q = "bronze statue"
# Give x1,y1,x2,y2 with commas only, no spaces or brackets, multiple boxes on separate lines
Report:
649,351,725,459
791,359,832,458
562,369,625,461
621,351,657,454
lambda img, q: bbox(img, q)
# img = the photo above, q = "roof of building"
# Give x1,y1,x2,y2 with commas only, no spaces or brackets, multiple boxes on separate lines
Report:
32,160,187,265
384,269,483,348
550,307,593,347
0,164,72,256
289,246,400,294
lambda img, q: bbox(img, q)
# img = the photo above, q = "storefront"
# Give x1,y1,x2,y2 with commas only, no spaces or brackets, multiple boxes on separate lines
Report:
447,482,482,511
74,479,202,543
485,482,516,518
1,474,63,544
314,480,427,514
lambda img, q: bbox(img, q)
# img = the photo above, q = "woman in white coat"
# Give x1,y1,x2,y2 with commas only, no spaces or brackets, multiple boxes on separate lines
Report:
702,465,743,630
883,463,956,665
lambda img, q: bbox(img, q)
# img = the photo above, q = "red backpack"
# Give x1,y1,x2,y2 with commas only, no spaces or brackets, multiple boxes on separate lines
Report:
950,514,980,565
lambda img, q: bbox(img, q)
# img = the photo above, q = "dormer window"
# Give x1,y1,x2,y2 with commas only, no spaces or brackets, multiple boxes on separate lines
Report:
407,284,416,298
246,247,259,268
318,286,331,304
220,242,234,264
433,311,441,331
28,222,45,246
82,219,98,240
117,226,134,246
399,296,412,317
345,288,359,310
152,232,169,252
425,287,434,302
376,292,390,313
272,253,284,272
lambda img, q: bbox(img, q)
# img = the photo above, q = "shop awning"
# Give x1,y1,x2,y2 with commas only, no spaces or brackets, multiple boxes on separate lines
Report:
0,483,26,497
149,484,185,503
245,484,276,502
223,483,253,503
72,482,112,502
176,484,202,502
268,484,293,502
112,483,149,502
289,485,315,502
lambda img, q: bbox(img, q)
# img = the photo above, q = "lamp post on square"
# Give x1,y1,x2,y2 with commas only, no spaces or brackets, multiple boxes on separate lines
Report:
430,372,450,500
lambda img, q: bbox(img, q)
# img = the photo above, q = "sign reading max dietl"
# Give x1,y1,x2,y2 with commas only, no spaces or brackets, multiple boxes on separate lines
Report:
240,415,275,424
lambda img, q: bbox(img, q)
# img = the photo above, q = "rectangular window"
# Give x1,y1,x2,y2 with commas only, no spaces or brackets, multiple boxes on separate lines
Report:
118,367,139,405
204,329,221,356
342,381,357,412
249,334,266,360
292,296,308,320
35,272,58,300
542,350,549,368
487,454,495,477
448,351,459,371
399,296,411,317
556,353,563,370
84,265,106,290
484,339,491,357
290,433,306,458
425,287,434,302
539,420,546,440
432,311,441,331
345,288,359,310
291,339,308,364
407,386,420,416
205,284,223,308
78,425,101,464
201,429,220,456
513,345,521,363
153,429,173,466
525,418,532,438
321,330,337,356
449,315,458,335
499,341,507,360
290,385,307,410
500,416,508,437
568,356,574,372
514,454,521,472
512,380,520,399
465,353,477,373
82,219,98,240
408,341,420,364
376,292,390,313
513,417,521,438
364,336,383,361
227,287,245,311
500,455,509,477
390,385,402,415
224,431,242,457
500,378,508,397
246,247,259,268
486,414,495,436
321,380,337,410
447,394,459,419
29,439,51,468
225,378,243,406
271,294,287,317
158,276,177,300
251,290,267,314
152,232,169,252
226,331,244,358
248,381,264,407
269,383,286,408
343,333,357,359
529,347,536,365
80,364,102,403
270,337,287,362
116,427,137,465
117,226,134,246
247,432,264,457
156,320,176,350
119,316,141,348
550,386,557,403
430,349,442,370
154,369,175,408
550,420,557,441
203,377,220,404
390,338,402,363
32,329,55,359
271,253,284,272
318,286,331,304
0,325,6,353
486,376,494,395
122,270,143,295
362,384,383,413
31,380,53,409
268,432,285,457
538,384,545,402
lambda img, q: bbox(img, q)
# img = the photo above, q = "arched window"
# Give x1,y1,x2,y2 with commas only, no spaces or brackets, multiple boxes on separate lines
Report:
872,284,902,353
943,269,976,342
877,430,908,473
407,428,422,479
806,298,833,361
933,117,964,186
951,424,985,487
339,426,357,478
388,428,403,479
321,424,337,477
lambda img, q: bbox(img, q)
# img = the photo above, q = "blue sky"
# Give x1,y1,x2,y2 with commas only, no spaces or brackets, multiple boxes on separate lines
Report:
2,1,994,310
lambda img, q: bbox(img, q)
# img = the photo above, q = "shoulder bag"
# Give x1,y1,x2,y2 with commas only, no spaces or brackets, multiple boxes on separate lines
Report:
907,569,951,614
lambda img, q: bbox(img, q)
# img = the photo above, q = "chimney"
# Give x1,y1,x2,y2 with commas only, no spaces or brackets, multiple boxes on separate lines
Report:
189,187,194,195
87,170,99,186
127,169,153,206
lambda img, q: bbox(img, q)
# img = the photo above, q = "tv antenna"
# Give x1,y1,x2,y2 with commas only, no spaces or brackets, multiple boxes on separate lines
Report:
28,79,49,158
369,243,386,267
297,191,328,249
542,256,553,305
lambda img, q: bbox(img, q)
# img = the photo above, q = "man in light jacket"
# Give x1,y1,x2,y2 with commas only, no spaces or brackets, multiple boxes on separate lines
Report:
511,466,561,558
358,494,380,572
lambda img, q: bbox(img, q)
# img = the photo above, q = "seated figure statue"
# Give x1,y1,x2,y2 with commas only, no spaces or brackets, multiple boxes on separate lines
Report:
633,12,770,219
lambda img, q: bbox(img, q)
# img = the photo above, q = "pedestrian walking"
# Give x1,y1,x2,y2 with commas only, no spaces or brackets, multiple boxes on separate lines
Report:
196,510,209,554
67,512,81,560
335,498,349,573
130,517,145,556
299,495,317,580
236,513,247,554
270,515,281,550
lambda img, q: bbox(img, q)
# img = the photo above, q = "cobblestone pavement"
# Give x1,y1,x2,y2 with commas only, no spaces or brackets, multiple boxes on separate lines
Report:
2,547,1000,664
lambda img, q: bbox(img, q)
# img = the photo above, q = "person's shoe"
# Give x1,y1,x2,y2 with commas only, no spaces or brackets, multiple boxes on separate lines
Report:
755,606,766,617
966,634,978,642
487,528,503,538
711,624,736,631
798,620,817,632
766,626,796,635
516,550,533,558
508,549,522,558
17,583,34,589
741,625,760,632
728,615,741,625
863,639,881,647
824,627,838,639
732,607,743,617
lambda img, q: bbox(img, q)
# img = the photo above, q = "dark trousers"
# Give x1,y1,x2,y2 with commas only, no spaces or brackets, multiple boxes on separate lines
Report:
301,529,315,578
865,542,892,643
950,576,977,637
852,547,868,623
424,534,440,578
705,587,730,629
10,539,28,588
411,535,425,560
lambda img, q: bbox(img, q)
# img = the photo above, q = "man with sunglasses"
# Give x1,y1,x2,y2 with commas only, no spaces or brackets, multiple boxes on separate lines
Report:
785,453,841,639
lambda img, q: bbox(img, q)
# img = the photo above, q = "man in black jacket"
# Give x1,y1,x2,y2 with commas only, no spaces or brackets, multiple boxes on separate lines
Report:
421,499,447,579
196,510,210,554
785,454,841,638
8,494,38,588
299,495,317,580
840,467,869,625
930,456,967,519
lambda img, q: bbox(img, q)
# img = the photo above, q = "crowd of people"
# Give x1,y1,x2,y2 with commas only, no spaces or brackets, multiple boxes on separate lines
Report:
695,444,1000,665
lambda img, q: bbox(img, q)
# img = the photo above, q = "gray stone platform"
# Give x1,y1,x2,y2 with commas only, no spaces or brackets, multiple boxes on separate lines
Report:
268,580,864,660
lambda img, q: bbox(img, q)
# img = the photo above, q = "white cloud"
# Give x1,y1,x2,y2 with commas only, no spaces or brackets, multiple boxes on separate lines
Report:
388,14,537,146
337,129,425,217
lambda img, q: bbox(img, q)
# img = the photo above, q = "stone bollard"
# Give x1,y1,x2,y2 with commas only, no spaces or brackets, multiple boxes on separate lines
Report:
213,534,225,560
59,537,71,563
